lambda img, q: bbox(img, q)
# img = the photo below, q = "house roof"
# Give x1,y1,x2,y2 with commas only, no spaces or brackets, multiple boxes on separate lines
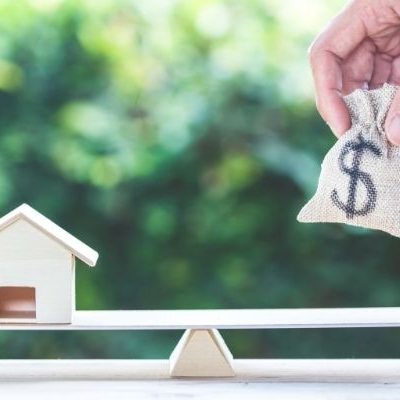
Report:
0,204,98,267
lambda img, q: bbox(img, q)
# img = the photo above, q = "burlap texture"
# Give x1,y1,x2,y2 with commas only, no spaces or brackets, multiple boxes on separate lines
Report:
297,83,400,237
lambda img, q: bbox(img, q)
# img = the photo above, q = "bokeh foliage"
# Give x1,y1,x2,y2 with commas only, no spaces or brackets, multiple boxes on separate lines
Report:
1,0,400,359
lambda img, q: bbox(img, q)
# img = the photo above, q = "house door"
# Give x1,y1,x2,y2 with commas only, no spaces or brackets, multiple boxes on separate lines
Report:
0,286,36,319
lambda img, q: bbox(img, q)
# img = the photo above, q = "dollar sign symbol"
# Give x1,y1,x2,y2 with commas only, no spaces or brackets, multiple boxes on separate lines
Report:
331,134,382,219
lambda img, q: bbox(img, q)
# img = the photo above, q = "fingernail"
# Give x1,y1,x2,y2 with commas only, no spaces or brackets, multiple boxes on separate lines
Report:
388,114,400,145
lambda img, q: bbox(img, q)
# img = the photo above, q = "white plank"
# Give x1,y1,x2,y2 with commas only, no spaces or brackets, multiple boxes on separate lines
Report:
1,308,400,330
1,359,400,382
2,381,400,400
2,380,399,400
2,360,400,400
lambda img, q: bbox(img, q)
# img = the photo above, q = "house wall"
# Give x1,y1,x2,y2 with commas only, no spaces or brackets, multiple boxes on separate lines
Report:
0,219,74,323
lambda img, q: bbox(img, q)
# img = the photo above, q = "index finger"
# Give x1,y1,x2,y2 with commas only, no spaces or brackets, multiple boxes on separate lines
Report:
309,1,367,136
310,49,351,137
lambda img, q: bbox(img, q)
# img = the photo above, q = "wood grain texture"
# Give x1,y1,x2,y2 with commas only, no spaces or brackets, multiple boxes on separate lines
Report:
1,359,400,382
2,380,400,400
2,308,400,329
170,329,235,377
1,360,400,400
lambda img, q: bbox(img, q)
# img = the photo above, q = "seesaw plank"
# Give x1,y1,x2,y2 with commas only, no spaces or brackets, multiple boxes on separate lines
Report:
1,308,400,330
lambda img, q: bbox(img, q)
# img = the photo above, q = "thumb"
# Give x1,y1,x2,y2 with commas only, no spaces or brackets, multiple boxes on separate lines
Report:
385,90,400,146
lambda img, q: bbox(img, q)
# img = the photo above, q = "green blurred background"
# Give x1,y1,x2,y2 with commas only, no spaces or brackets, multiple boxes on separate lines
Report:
1,0,400,360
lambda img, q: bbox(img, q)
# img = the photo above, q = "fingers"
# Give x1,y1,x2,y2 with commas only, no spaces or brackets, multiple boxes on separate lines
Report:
310,48,351,137
369,52,392,89
385,90,400,145
341,39,375,94
309,1,367,137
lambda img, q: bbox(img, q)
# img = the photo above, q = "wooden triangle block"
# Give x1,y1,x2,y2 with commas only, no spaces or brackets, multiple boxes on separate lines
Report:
169,329,235,377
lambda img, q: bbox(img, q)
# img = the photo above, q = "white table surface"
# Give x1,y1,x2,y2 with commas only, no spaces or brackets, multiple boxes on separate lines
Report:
1,359,400,400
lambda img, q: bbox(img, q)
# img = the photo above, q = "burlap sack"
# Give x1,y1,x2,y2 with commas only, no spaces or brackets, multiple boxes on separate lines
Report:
297,83,400,237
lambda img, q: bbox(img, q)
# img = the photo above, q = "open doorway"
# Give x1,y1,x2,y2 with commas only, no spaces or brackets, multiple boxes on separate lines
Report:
0,286,36,319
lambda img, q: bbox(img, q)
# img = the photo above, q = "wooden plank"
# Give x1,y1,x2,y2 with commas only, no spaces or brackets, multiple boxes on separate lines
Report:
3,381,400,400
1,359,400,382
1,308,400,330
2,380,400,400
2,360,400,400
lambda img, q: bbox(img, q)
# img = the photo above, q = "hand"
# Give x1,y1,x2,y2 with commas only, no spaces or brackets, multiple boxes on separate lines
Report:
309,0,400,145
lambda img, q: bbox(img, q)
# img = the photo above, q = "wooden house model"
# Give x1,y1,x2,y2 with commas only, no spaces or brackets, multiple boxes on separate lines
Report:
0,204,98,324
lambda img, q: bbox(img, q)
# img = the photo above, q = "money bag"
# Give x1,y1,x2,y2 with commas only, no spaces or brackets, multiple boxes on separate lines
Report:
297,83,400,237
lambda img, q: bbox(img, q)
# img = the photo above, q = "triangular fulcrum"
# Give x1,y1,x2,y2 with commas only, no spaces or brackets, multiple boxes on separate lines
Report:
169,329,235,377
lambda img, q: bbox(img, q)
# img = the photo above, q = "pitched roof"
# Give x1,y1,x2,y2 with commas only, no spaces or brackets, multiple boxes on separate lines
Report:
0,204,98,267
